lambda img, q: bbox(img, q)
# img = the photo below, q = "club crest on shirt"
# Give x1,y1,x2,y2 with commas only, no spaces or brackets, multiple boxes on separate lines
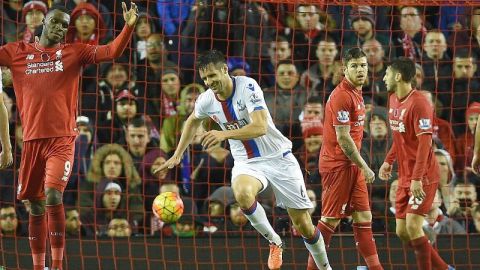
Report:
419,118,431,130
247,83,255,91
336,110,350,123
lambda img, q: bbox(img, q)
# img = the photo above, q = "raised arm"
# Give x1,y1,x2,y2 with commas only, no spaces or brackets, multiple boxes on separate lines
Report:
95,2,138,62
153,113,203,174
335,125,375,182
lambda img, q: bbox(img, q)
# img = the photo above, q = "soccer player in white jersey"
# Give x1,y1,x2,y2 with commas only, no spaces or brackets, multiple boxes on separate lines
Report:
155,50,331,270
0,70,13,170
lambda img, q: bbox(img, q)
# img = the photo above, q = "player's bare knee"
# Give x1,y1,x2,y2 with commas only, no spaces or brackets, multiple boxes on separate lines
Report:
352,210,372,223
396,227,409,241
30,200,46,215
45,188,63,206
406,222,422,239
321,217,340,228
233,188,256,208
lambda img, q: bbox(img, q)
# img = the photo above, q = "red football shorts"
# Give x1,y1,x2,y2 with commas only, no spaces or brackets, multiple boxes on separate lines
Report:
395,182,438,219
17,136,76,201
320,165,370,218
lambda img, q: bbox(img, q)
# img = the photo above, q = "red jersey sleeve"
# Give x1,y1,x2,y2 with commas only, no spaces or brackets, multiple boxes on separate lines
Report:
0,43,15,66
385,141,396,164
412,96,434,135
95,25,134,63
330,91,354,126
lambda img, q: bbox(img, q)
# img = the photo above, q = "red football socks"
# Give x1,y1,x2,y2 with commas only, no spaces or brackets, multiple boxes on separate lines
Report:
317,220,335,248
353,222,383,270
29,214,47,270
430,245,448,270
410,236,432,270
47,204,65,270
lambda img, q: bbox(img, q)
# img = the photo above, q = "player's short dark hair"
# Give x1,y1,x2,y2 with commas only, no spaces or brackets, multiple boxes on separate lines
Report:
342,48,367,65
389,57,416,83
47,5,71,16
196,50,226,71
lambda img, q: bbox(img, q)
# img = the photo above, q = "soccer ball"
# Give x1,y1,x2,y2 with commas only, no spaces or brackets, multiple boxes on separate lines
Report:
152,192,184,223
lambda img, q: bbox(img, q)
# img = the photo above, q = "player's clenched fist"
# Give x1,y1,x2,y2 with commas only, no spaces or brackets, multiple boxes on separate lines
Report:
379,162,392,181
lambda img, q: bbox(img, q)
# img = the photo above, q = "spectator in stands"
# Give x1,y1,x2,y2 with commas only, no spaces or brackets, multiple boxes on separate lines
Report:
202,186,236,233
64,0,114,40
0,205,25,236
65,208,88,237
300,35,338,97
295,118,323,190
80,144,144,230
434,149,456,210
107,218,132,237
97,90,138,144
361,106,395,217
66,3,107,45
447,181,478,232
285,4,334,70
414,63,424,89
155,0,195,41
425,190,465,237
362,39,388,106
393,6,426,60
300,95,324,123
420,30,452,95
344,6,391,52
125,116,158,166
227,58,251,77
17,1,46,43
455,102,480,179
260,35,295,88
133,12,157,62
156,65,182,153
135,33,172,97
447,50,480,135
2,0,23,42
420,90,457,162
264,60,306,142
473,204,480,233
91,59,140,123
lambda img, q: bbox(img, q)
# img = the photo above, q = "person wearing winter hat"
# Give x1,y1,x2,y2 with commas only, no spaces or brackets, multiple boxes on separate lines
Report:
19,1,47,43
344,6,391,53
66,2,107,45
455,102,480,177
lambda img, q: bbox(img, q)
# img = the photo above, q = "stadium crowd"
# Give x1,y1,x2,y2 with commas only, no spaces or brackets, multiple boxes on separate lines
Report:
1,0,480,241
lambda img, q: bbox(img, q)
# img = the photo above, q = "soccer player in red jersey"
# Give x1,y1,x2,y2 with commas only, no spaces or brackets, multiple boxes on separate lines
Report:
308,48,383,270
379,57,453,270
0,2,138,270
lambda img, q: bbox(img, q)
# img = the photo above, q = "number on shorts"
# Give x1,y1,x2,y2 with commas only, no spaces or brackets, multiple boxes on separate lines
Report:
408,195,423,210
61,161,71,181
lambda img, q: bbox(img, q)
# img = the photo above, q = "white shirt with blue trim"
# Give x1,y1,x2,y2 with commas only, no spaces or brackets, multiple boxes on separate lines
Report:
194,76,292,161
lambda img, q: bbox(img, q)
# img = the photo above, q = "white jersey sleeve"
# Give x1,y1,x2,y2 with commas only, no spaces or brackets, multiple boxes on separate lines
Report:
193,91,210,119
243,79,267,114
0,70,3,93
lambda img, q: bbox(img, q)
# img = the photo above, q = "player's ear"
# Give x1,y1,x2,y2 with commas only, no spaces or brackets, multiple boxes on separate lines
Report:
222,64,228,75
394,72,402,82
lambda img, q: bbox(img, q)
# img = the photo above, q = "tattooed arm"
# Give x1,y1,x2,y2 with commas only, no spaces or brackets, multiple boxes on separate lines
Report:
335,125,375,182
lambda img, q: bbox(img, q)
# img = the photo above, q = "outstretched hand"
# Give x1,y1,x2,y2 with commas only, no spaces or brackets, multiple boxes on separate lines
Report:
122,1,139,27
379,162,392,181
152,155,182,175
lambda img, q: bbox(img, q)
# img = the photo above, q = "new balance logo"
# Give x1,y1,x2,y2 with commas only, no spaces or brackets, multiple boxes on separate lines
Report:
26,54,34,60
